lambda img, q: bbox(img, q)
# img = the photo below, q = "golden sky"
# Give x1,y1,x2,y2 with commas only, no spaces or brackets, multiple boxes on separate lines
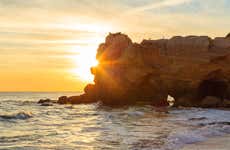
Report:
0,0,229,91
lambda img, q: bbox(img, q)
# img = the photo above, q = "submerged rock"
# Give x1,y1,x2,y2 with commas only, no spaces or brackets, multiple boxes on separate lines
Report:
57,94,95,105
189,117,207,121
198,121,230,126
38,99,56,104
40,103,53,106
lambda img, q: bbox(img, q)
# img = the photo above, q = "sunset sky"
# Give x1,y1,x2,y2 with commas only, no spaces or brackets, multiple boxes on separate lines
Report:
0,0,229,92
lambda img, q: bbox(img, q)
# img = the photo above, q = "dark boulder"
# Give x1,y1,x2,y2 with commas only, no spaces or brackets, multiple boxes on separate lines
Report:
57,96,68,104
57,94,96,105
40,103,53,106
38,99,56,104
200,96,222,108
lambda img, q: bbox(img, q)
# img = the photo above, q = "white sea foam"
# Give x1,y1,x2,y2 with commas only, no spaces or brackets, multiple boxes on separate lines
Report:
162,108,230,150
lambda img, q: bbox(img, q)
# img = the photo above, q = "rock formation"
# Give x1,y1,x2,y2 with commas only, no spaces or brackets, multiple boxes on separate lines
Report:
57,32,230,107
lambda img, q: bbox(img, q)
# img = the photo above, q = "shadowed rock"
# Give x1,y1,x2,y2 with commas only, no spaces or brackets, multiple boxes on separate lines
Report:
38,99,56,104
57,96,68,104
223,99,230,107
57,32,230,107
200,96,222,108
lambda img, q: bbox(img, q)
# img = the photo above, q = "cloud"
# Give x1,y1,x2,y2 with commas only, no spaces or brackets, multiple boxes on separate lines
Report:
125,0,193,15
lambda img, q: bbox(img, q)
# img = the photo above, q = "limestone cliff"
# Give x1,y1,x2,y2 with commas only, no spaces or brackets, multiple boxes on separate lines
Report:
58,32,230,107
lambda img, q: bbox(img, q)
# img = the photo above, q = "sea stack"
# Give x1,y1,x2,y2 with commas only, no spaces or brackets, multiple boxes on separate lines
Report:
58,32,230,107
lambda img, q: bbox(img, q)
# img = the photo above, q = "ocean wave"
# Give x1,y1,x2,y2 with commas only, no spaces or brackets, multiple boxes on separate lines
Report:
0,111,32,120
164,122,230,150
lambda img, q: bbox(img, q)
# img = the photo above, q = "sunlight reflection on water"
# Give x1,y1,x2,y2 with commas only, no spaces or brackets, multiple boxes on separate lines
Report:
0,92,230,150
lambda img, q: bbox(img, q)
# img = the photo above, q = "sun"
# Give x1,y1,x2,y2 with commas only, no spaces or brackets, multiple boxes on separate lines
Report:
66,23,112,83
70,45,99,82
75,49,98,82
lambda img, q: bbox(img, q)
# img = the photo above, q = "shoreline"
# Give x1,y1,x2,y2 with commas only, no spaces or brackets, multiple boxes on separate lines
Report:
182,134,230,150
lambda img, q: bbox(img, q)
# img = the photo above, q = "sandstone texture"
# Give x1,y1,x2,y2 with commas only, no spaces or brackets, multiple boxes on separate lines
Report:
57,32,230,107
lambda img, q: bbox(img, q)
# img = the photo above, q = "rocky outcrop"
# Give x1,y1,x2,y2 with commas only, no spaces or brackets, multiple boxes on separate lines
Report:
212,37,230,51
57,32,230,107
166,36,211,55
37,98,57,106
38,99,56,104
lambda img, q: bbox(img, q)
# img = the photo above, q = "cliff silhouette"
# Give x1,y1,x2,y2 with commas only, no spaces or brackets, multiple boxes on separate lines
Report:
56,32,230,107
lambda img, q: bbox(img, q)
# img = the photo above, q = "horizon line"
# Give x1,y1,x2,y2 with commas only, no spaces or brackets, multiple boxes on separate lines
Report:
0,91,83,93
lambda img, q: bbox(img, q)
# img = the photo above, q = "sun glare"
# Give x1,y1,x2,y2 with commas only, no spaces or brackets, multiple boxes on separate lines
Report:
70,45,99,82
76,48,98,82
66,23,112,83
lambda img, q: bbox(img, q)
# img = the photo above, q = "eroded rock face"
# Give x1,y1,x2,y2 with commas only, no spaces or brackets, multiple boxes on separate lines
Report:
97,32,132,61
212,37,230,51
166,36,211,55
58,32,230,107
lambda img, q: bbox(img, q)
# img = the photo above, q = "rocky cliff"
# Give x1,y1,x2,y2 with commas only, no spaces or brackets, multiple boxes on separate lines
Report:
57,32,230,107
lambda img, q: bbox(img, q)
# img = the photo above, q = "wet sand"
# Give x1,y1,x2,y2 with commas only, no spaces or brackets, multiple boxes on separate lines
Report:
182,135,230,150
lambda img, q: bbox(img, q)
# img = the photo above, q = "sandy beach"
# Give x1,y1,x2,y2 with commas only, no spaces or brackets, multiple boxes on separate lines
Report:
182,135,230,150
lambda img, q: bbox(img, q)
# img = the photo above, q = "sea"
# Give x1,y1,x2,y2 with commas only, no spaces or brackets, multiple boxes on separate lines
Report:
0,92,230,150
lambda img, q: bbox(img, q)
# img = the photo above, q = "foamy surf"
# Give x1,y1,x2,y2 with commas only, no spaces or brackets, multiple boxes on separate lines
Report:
0,92,230,150
164,122,230,150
